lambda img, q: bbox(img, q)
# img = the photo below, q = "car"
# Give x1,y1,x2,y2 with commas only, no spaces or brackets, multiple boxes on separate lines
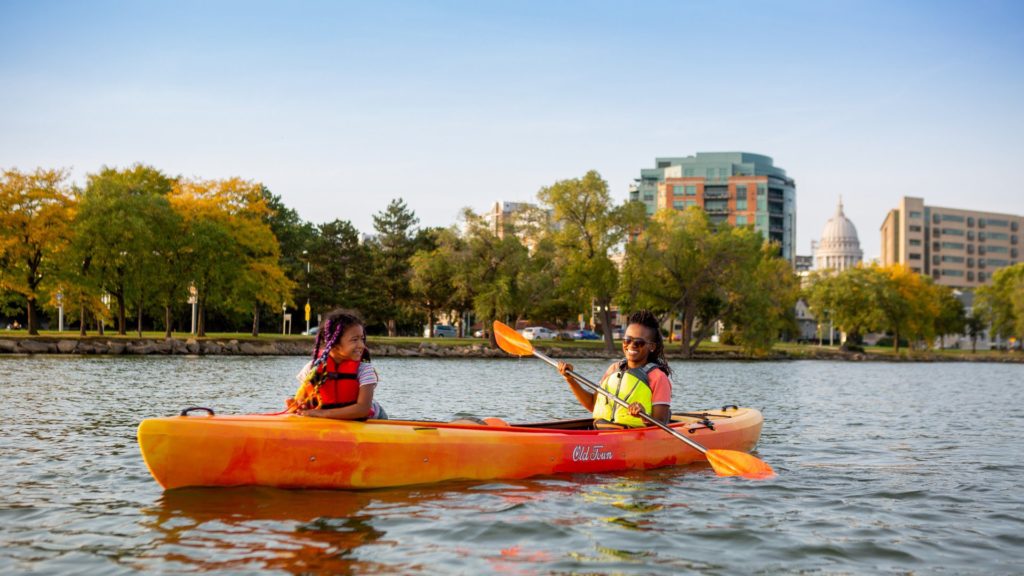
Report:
431,325,458,338
473,329,487,338
303,326,320,336
570,329,601,340
521,326,557,340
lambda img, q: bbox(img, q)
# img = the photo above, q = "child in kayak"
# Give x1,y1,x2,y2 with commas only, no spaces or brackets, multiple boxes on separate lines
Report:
287,309,388,420
558,310,672,429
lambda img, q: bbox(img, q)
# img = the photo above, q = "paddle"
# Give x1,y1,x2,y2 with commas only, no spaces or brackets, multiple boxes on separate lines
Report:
492,321,775,480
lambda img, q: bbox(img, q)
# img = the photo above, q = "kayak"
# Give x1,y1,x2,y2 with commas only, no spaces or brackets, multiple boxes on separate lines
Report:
137,406,765,490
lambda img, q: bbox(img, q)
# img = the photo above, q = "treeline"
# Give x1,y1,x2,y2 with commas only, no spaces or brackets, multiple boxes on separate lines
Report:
6,164,1016,355
804,262,1024,352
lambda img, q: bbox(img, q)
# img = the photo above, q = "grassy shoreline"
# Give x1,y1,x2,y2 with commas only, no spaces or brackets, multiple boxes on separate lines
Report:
0,331,1020,362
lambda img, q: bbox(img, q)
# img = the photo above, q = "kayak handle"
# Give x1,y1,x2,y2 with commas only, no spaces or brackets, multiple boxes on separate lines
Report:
180,406,216,417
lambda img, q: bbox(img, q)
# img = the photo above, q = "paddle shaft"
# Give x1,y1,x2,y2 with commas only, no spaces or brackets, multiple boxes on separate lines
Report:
530,348,708,455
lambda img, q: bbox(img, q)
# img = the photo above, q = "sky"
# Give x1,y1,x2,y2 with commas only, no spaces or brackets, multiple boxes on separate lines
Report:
2,0,1023,260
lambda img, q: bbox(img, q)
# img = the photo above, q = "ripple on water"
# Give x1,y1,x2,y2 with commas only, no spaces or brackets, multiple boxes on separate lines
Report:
1,357,1023,574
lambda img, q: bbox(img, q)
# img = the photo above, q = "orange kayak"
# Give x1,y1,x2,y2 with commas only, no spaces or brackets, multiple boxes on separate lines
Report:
137,407,765,490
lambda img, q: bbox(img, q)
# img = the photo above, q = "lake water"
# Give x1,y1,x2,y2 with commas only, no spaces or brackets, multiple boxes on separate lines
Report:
0,355,1021,574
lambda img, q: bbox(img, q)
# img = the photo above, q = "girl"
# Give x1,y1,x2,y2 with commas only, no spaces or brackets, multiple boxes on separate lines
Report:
287,309,388,420
558,310,672,429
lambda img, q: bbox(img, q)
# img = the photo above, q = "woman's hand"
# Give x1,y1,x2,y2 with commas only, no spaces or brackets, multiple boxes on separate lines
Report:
627,402,647,417
557,361,574,380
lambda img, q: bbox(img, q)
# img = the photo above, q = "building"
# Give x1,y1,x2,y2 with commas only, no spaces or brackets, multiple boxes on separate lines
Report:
880,197,1022,288
631,152,796,261
813,198,863,272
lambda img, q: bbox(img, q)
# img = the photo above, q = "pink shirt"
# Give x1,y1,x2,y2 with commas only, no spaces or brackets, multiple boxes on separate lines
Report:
600,362,672,406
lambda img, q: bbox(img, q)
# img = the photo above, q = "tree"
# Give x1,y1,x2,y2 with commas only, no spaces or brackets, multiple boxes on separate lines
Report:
933,287,966,350
410,229,457,337
537,170,646,353
724,244,801,353
262,186,317,331
0,168,77,334
965,311,986,353
171,177,292,336
370,199,419,336
975,263,1024,347
804,266,879,346
619,208,780,357
308,219,374,315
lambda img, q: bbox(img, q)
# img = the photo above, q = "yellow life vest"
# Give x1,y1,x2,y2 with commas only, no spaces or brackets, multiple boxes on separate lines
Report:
592,362,658,428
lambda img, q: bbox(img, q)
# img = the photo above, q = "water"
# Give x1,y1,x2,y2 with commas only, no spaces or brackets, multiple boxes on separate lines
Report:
1,356,1022,574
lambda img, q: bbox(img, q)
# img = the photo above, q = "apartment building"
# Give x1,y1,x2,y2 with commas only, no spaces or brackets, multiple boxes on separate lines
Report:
631,152,796,261
880,196,1022,287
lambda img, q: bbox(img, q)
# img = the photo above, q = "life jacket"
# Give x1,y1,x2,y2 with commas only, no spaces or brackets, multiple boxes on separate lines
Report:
592,361,658,428
294,357,362,409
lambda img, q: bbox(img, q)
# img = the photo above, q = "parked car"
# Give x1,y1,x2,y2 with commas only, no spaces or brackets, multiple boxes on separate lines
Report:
429,325,458,338
521,326,557,340
303,326,320,336
473,329,488,338
570,329,601,340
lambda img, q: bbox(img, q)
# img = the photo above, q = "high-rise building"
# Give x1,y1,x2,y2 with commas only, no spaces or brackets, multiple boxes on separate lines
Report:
880,196,1022,288
631,152,796,261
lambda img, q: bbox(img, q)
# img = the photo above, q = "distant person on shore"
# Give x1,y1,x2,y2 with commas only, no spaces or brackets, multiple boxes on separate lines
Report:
286,309,388,420
558,310,672,429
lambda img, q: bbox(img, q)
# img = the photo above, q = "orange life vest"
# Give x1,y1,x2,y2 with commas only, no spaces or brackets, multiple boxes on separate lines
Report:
311,357,362,409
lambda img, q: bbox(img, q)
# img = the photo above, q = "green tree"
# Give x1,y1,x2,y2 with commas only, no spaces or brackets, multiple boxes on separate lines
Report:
975,263,1024,347
262,186,317,332
0,168,77,334
308,219,374,316
370,199,419,336
537,170,646,352
804,266,879,346
724,244,801,353
410,228,457,336
934,287,966,350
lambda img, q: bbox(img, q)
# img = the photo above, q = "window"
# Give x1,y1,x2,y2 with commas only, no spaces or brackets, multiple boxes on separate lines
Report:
986,245,1008,253
909,211,922,219
988,258,1009,267
941,255,964,263
967,217,975,227
967,245,975,255
909,225,922,233
912,267,922,273
1012,248,1019,258
987,232,1008,240
987,219,1008,227
934,228,941,238
941,242,964,249
978,272,987,282
968,271,975,281
932,255,940,265
933,214,941,224
736,215,748,225
757,184,766,195
672,185,684,195
979,258,986,268
979,245,986,255
967,230,975,241
684,185,697,196
735,186,748,200
1012,235,1018,245
967,258,975,268
941,269,965,277
942,214,965,223
909,253,922,260
684,168,695,177
941,228,964,236
909,239,922,246
979,218,986,228
672,200,685,210
933,242,941,252
1012,221,1019,232
736,200,748,210
979,231,986,242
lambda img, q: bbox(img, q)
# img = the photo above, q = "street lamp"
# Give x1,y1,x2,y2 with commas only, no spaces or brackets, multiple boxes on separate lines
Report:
303,250,310,334
56,291,64,333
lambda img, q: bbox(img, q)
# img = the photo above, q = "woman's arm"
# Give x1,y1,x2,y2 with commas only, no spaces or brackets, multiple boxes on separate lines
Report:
559,361,595,411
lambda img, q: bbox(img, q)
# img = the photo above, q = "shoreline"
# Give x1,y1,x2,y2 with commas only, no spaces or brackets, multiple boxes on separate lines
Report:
1,336,1021,363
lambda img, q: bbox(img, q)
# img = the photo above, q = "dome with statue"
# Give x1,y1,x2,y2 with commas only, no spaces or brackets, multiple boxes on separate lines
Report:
814,198,863,271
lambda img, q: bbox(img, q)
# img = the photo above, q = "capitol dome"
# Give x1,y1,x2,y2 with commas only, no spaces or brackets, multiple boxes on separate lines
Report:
814,198,863,271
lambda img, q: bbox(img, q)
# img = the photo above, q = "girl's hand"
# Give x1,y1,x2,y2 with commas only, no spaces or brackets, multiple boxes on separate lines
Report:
297,408,323,418
627,402,647,417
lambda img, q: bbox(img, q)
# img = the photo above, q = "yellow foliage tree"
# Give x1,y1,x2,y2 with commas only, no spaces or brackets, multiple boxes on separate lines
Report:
0,168,77,334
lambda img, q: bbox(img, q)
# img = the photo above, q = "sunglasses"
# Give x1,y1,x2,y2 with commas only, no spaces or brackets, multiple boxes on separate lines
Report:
622,336,651,348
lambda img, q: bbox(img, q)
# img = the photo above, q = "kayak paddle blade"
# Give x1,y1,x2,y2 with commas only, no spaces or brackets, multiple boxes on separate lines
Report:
706,449,775,480
493,321,534,357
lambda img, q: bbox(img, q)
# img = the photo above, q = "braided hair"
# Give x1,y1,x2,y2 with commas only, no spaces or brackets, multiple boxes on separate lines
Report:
311,309,371,368
626,309,672,377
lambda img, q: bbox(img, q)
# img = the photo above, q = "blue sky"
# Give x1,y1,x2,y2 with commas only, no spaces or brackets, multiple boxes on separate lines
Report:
3,0,1023,259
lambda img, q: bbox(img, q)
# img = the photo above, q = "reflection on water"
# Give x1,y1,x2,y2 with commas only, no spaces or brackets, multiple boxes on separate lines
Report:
1,356,1022,573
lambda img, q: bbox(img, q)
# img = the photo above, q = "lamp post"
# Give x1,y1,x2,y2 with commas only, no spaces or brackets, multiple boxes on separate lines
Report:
56,291,64,333
188,283,198,335
282,302,287,335
303,250,310,335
